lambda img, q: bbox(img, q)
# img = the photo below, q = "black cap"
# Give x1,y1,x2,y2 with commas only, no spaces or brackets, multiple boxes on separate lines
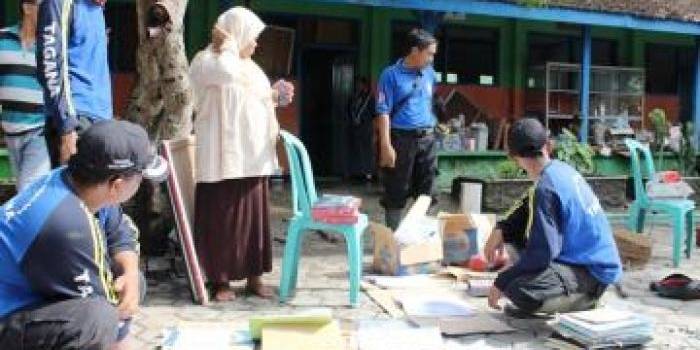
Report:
69,120,168,182
508,118,548,158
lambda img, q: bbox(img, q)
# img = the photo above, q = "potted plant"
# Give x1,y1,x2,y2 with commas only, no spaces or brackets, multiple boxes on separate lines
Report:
554,129,627,208
649,108,669,169
480,160,532,212
554,128,596,176
675,122,700,203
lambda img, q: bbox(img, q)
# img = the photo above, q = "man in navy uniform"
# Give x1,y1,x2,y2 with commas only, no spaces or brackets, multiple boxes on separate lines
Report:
0,120,168,349
484,118,622,318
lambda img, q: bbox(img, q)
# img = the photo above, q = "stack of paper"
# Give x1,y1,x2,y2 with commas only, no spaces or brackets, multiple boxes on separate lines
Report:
249,308,334,340
250,309,344,350
160,322,254,350
261,320,344,350
548,308,654,348
312,194,362,224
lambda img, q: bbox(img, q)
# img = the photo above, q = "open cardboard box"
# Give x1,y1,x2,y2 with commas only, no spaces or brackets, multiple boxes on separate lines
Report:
371,196,443,275
438,212,496,266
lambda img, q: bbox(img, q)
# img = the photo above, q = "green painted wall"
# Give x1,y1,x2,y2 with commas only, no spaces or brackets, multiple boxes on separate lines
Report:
247,1,416,79
184,0,220,59
4,0,19,26
177,2,699,86
629,30,696,67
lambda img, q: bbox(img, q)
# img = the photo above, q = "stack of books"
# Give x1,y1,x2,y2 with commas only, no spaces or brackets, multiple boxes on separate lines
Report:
311,194,362,224
547,308,654,349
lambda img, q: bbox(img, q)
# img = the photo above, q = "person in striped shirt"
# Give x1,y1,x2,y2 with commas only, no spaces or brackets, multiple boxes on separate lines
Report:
0,0,51,190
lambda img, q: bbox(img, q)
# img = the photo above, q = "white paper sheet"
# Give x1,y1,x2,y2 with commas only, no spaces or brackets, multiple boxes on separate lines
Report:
161,325,253,350
358,320,444,350
394,217,440,246
395,294,476,317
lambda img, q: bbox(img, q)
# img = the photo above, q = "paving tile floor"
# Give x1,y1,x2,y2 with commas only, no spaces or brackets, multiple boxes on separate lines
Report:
133,179,700,349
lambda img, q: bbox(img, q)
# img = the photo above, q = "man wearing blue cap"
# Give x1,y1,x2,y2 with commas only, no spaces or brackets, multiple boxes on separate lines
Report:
0,120,168,349
484,118,622,318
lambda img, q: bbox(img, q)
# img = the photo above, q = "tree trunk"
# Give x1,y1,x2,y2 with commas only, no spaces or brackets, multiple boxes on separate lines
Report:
125,0,193,143
124,0,193,257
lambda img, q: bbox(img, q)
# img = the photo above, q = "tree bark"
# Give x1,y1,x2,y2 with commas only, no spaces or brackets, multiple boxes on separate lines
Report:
125,0,193,143
124,0,193,256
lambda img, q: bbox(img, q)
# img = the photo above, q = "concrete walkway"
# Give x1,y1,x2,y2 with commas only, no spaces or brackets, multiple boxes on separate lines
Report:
133,180,700,349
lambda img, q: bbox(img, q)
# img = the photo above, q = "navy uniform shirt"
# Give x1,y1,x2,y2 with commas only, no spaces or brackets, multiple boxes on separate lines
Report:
494,161,622,290
375,59,437,130
0,168,138,317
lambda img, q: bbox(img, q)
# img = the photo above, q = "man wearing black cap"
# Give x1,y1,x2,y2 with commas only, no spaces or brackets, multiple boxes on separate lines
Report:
484,118,622,318
0,120,168,349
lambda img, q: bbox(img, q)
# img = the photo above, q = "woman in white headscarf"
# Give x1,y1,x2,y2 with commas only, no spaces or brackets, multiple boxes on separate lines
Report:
189,7,294,302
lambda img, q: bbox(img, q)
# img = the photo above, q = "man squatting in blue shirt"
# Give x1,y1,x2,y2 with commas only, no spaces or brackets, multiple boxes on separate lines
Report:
484,118,623,318
0,120,169,349
375,28,439,230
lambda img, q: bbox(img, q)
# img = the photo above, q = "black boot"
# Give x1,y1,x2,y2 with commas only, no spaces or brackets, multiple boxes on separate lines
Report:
385,209,402,231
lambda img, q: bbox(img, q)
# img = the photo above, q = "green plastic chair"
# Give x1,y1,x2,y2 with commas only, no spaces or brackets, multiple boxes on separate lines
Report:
278,131,368,307
624,139,695,267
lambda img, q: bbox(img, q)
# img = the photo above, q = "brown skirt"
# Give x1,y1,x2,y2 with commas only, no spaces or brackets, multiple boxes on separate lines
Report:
194,177,272,284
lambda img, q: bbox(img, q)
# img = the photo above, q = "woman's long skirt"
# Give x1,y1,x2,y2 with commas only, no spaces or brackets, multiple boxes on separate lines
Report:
194,177,272,285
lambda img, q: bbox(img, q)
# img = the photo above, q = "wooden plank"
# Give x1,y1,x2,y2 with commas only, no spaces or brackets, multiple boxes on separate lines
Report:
360,282,405,318
162,137,209,305
438,266,498,281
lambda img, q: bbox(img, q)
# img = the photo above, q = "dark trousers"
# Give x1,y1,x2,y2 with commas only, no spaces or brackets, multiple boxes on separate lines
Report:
380,130,438,210
0,273,146,349
45,115,95,168
502,262,607,314
0,298,119,350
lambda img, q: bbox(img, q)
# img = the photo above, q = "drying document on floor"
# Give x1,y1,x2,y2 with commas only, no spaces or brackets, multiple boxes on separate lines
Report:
394,293,476,317
160,322,254,350
261,320,344,350
358,320,444,350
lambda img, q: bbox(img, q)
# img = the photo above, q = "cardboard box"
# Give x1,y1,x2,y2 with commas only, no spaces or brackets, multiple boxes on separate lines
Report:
372,196,443,276
371,222,443,276
438,213,497,265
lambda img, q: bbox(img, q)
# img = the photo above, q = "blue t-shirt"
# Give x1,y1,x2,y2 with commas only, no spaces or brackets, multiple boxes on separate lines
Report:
375,59,437,130
0,169,138,318
37,0,112,133
495,160,622,289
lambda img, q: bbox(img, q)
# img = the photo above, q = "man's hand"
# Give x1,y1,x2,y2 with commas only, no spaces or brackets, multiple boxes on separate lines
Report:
114,270,139,320
59,131,78,164
113,251,140,320
484,228,504,264
379,143,396,168
488,285,503,310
